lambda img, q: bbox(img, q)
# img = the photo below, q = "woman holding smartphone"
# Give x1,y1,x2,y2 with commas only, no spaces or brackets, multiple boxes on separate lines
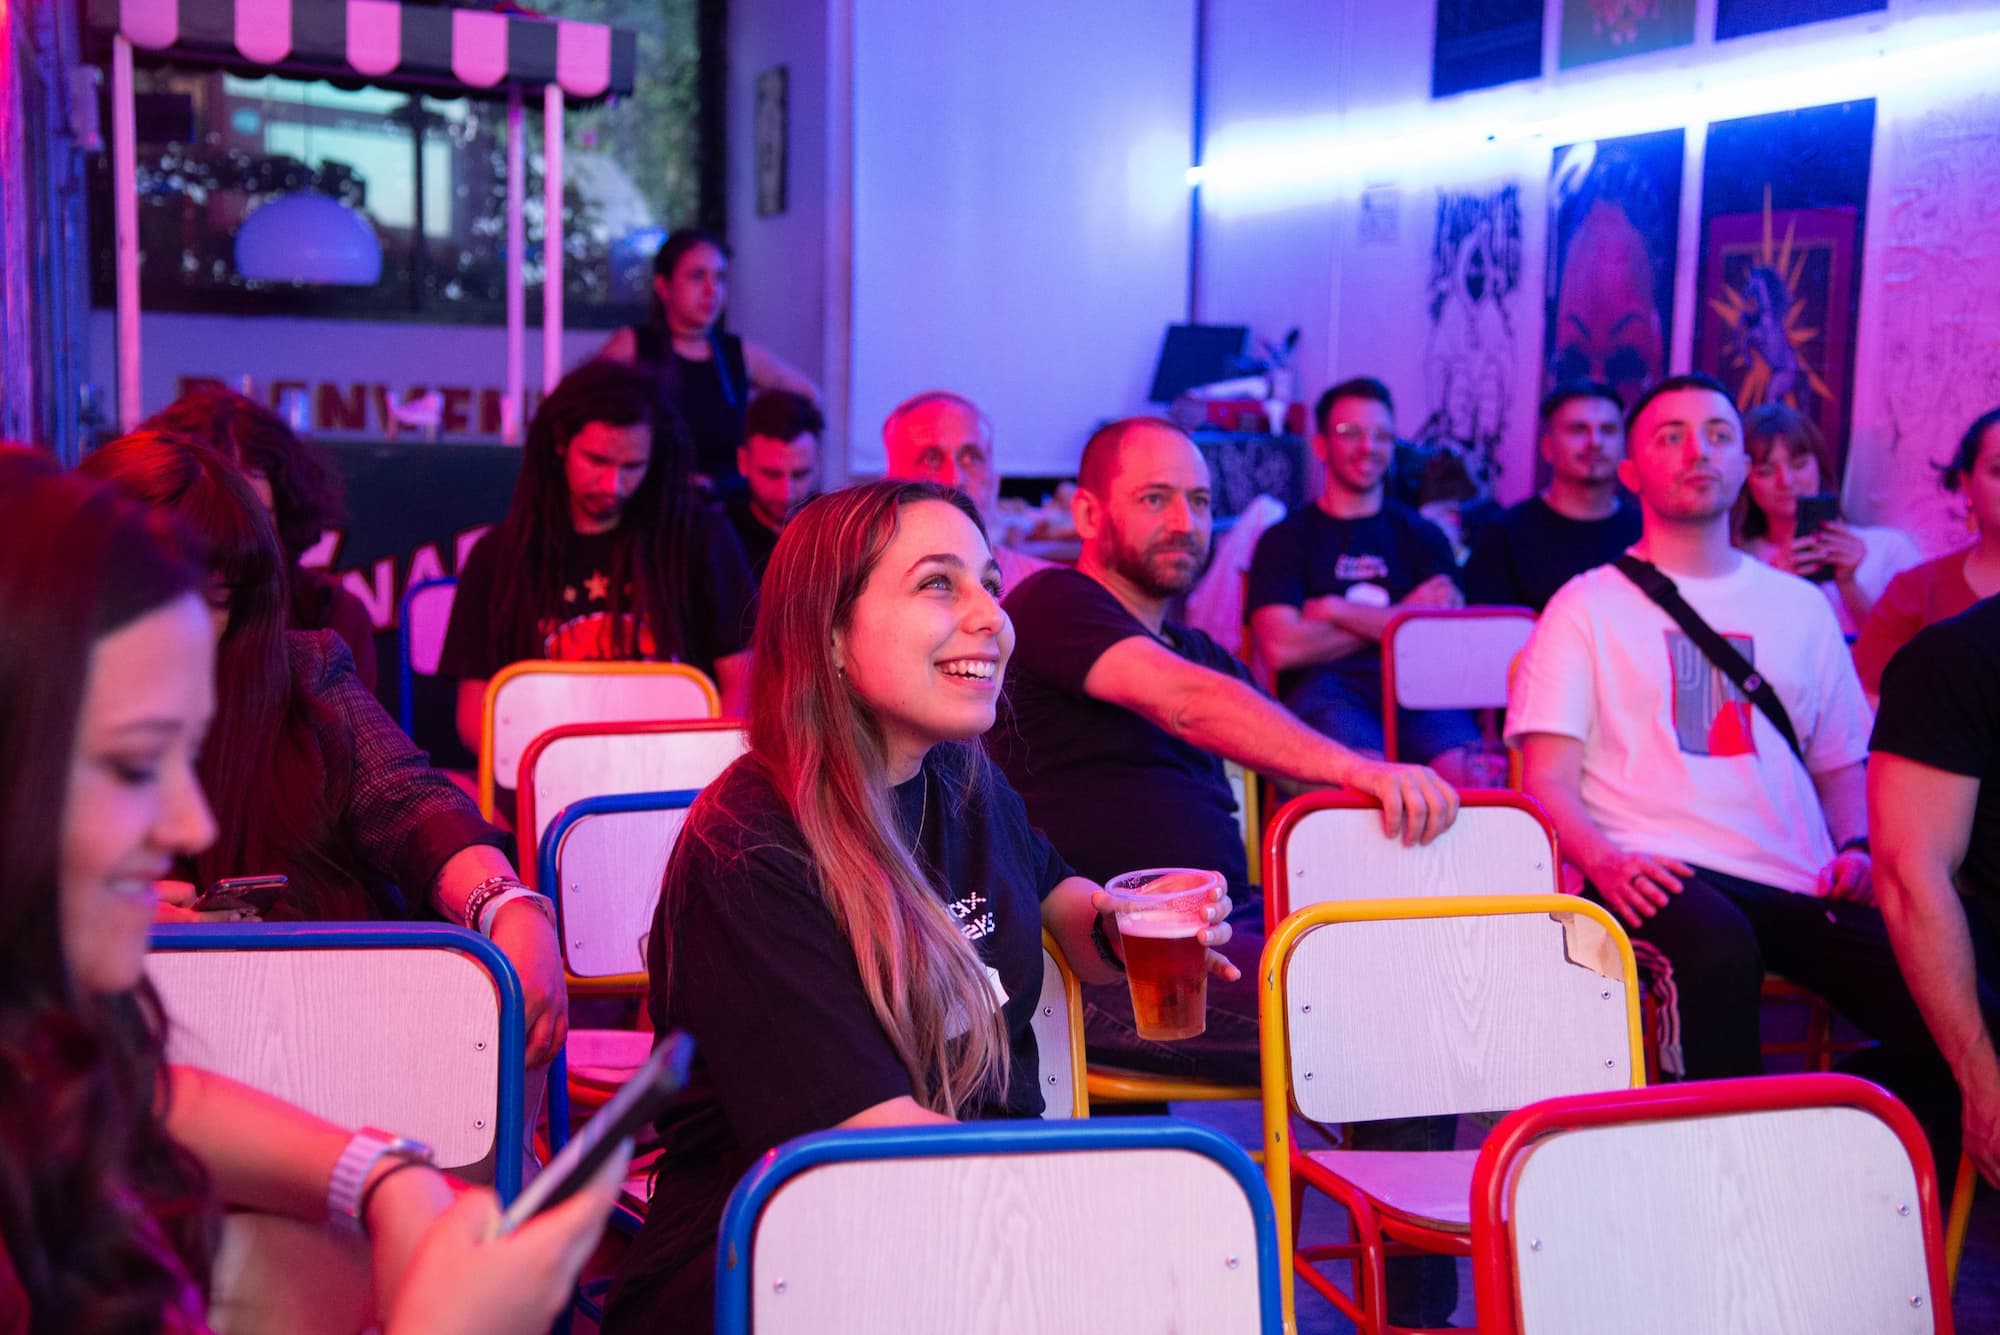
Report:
1735,402,1920,634
601,482,1238,1330
0,457,620,1334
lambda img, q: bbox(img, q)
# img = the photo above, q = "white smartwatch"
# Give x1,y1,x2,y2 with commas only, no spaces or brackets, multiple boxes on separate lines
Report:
328,1127,435,1236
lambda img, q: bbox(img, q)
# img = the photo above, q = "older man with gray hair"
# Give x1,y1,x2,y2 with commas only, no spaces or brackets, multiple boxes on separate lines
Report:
881,389,1054,591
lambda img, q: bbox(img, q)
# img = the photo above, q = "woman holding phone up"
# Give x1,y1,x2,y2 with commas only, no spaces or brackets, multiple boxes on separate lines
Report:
1735,402,1920,635
0,457,620,1334
601,481,1240,1330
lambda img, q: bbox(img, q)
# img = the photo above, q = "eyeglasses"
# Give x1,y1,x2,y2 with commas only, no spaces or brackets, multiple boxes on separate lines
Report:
1329,424,1398,448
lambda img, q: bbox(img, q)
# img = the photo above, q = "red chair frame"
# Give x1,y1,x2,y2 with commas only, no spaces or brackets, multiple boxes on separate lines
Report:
1378,606,1536,764
1261,787,1561,937
514,718,746,887
1469,1073,1953,1335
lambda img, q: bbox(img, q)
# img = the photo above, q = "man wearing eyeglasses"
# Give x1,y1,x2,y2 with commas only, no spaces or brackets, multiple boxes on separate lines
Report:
1248,377,1478,786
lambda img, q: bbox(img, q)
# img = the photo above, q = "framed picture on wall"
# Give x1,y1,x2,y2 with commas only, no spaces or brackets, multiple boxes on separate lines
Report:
755,65,788,218
1695,99,1874,480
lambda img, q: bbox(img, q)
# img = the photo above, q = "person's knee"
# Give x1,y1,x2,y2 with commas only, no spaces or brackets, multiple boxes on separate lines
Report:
1666,915,1764,995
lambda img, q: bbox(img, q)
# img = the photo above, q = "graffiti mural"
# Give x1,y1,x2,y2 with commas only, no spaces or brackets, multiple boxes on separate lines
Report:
1415,184,1523,510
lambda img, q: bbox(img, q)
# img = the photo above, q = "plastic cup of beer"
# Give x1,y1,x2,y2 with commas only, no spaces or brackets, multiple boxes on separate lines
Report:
1103,867,1222,1041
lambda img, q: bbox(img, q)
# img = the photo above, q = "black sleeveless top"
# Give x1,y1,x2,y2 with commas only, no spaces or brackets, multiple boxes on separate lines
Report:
631,325,749,488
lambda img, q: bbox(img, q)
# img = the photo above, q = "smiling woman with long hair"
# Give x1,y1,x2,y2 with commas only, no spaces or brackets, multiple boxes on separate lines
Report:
600,481,1239,1330
0,457,620,1334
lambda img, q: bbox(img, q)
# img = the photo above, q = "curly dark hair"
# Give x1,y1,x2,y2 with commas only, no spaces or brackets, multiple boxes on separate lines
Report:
141,385,344,561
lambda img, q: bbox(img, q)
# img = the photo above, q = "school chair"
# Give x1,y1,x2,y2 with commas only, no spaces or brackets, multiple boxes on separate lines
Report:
714,1118,1283,1333
1260,896,1643,1333
1469,1073,1951,1334
149,921,526,1201
396,575,457,733
477,660,719,819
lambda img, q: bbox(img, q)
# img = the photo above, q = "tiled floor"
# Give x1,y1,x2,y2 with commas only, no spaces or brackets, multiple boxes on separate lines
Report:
1171,1098,2000,1334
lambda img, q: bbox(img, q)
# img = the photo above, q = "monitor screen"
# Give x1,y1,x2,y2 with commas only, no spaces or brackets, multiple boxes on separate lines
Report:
1147,324,1251,403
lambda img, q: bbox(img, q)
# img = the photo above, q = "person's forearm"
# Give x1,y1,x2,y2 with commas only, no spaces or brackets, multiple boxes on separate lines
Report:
1316,597,1394,643
1836,578,1875,627
1878,860,2000,1094
164,1066,359,1219
429,844,521,924
1811,761,1869,848
1042,877,1121,985
1522,768,1622,882
1167,671,1369,790
1253,610,1367,672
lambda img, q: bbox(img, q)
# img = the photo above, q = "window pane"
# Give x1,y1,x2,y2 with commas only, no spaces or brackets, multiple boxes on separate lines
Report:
91,1,702,329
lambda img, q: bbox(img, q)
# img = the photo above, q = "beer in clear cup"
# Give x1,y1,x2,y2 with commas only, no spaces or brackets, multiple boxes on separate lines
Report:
1103,868,1221,1041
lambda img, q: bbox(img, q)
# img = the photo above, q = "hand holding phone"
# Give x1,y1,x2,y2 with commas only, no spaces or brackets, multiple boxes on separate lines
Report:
495,1031,694,1235
1792,494,1839,582
191,874,288,915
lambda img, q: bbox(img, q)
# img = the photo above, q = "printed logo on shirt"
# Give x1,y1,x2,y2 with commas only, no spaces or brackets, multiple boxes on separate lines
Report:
1665,630,1757,757
539,611,657,661
947,891,996,942
1333,553,1392,583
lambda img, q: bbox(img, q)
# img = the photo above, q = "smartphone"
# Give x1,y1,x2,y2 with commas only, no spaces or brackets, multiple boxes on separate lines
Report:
191,874,288,914
495,1030,695,1234
1794,493,1839,582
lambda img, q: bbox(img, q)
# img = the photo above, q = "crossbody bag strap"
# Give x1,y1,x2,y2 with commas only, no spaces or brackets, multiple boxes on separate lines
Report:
1612,555,1806,765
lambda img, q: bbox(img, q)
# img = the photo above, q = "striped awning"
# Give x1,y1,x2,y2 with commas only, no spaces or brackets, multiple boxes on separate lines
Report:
86,0,637,102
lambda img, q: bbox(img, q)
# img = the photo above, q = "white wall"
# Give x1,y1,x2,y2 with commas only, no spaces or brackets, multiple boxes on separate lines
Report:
1197,0,2000,527
725,0,849,471
845,0,1196,477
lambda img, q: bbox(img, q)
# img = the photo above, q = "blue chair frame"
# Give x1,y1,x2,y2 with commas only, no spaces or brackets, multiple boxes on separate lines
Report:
150,922,527,1202
714,1117,1285,1333
397,576,458,733
537,788,702,1156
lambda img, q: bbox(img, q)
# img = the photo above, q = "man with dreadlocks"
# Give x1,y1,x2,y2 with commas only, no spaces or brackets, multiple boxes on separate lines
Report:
441,360,757,779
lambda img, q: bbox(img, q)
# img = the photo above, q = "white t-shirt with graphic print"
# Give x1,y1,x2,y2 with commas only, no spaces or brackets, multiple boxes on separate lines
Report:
1505,555,1873,895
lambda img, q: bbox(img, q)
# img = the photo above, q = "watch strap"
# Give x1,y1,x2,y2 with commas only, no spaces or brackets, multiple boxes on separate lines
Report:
328,1127,435,1235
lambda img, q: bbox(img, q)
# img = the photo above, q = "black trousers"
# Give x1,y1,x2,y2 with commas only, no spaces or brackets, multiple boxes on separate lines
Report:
1593,864,1995,1175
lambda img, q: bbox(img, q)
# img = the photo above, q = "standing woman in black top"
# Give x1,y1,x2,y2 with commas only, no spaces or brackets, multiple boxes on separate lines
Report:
601,481,1239,1330
599,228,820,492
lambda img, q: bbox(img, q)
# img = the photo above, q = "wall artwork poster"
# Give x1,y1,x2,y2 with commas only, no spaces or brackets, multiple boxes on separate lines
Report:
1695,100,1875,479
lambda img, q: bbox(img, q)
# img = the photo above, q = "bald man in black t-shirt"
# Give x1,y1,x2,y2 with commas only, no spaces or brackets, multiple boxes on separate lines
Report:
990,418,1458,1066
992,417,1464,1324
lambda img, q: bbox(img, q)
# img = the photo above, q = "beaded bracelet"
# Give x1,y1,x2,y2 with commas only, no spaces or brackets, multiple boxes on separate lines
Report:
461,873,525,932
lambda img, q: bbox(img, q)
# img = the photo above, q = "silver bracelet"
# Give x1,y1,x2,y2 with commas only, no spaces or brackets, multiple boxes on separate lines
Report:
478,886,555,938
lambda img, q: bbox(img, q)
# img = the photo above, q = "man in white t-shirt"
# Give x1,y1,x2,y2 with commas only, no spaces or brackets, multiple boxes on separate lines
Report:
1508,375,1956,1151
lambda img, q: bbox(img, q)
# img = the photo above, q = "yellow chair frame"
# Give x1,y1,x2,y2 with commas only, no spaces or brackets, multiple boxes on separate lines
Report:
1038,931,1091,1119
1260,894,1645,1334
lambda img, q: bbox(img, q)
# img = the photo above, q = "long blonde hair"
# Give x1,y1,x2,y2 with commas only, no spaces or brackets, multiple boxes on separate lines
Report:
745,481,1007,1115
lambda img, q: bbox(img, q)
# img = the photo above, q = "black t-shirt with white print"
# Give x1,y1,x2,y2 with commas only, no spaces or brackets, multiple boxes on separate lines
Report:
602,747,1071,1332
